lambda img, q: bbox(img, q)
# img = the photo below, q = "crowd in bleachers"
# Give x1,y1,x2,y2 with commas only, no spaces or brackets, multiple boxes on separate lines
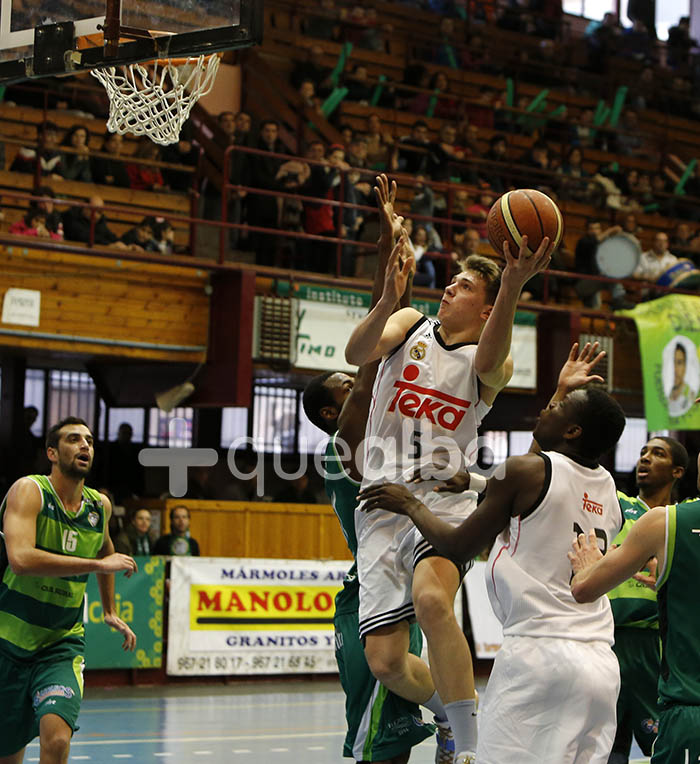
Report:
2,0,700,312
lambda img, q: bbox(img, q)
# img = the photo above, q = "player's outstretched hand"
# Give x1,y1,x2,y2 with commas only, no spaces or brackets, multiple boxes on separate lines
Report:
633,556,658,590
358,483,418,515
502,234,551,288
568,529,603,574
408,461,471,493
374,174,403,242
104,612,137,651
557,342,606,394
99,553,138,578
381,232,413,306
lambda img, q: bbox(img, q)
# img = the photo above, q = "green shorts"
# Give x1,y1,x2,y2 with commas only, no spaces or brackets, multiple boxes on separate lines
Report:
0,636,85,757
611,627,660,756
335,607,434,761
651,705,700,763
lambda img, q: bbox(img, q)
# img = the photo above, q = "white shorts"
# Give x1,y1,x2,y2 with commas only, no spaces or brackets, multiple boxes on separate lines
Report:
477,635,620,764
355,483,477,640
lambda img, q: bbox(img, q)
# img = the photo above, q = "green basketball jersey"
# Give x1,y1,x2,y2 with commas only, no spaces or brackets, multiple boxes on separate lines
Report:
656,499,700,706
0,475,106,660
324,433,361,616
608,491,659,629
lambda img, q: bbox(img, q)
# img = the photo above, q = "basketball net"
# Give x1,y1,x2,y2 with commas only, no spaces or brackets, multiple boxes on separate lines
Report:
91,54,220,145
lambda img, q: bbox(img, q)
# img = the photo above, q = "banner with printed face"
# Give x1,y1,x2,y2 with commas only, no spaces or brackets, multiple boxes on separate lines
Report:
464,561,503,659
85,556,165,669
291,283,536,388
619,294,700,429
167,557,348,675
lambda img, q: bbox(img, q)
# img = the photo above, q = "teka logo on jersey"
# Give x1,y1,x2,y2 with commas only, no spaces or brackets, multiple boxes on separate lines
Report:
387,364,471,431
582,492,603,515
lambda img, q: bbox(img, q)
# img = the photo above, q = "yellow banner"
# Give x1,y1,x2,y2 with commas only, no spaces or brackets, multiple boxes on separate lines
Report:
189,584,341,631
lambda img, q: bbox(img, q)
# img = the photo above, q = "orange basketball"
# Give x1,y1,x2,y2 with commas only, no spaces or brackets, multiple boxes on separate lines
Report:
487,189,564,258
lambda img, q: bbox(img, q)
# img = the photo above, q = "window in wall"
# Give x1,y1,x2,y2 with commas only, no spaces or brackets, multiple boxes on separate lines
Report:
148,408,193,447
107,409,146,442
298,404,329,454
24,369,46,437
508,430,533,457
47,370,97,431
563,0,615,22
221,407,250,449
477,431,509,469
252,384,298,453
615,417,648,473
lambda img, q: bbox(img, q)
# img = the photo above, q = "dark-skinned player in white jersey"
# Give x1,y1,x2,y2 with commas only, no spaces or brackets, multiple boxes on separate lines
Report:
359,343,627,764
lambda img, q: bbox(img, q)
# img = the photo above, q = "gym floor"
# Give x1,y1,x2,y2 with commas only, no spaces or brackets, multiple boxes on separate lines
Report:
25,681,648,763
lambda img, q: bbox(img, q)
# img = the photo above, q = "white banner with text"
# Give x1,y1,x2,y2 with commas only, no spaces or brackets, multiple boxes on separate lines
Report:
167,557,348,675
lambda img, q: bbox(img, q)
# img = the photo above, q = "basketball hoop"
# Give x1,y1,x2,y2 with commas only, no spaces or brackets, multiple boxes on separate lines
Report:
91,53,220,145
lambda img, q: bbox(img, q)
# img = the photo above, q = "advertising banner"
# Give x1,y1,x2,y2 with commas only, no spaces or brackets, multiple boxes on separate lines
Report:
620,294,700,429
167,557,349,676
464,561,503,659
85,556,165,669
292,284,536,388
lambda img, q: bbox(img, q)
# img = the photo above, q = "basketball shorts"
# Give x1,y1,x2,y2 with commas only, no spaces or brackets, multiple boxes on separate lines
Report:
335,579,434,761
477,635,620,764
611,627,660,756
0,635,85,757
651,705,700,763
355,484,477,640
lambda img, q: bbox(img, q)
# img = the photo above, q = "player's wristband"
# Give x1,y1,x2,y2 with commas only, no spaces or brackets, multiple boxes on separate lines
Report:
467,472,488,494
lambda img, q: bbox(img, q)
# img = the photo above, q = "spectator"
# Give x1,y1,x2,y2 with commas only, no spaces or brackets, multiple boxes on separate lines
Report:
274,472,318,503
667,16,696,69
410,222,437,289
29,187,63,237
428,123,466,182
433,17,466,69
670,221,696,253
217,111,236,144
233,112,254,146
153,219,177,255
480,133,509,192
291,44,333,96
621,212,643,246
338,124,354,147
10,209,62,240
328,144,362,275
298,79,323,115
103,422,145,503
10,121,63,178
247,120,285,265
410,175,440,244
585,11,620,73
160,121,199,191
153,505,201,555
365,113,397,171
114,508,156,556
120,217,158,251
574,219,631,308
620,18,652,60
60,125,92,183
570,107,597,149
615,111,646,157
62,195,129,250
91,132,130,187
344,64,373,103
427,72,461,121
126,137,167,191
634,232,680,283
466,191,493,240
397,120,431,174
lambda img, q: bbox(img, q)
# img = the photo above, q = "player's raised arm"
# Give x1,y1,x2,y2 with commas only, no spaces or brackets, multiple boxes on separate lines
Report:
569,506,667,602
345,233,422,366
474,235,550,388
529,342,606,454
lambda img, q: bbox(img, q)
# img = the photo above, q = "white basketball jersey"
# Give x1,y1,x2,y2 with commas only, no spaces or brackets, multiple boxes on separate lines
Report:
486,450,624,644
361,316,489,489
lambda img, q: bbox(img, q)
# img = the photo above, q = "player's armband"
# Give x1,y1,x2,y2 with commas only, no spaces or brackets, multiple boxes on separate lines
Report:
468,472,488,494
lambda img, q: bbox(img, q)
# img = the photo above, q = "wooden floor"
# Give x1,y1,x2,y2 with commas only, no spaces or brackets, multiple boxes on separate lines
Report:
23,680,648,763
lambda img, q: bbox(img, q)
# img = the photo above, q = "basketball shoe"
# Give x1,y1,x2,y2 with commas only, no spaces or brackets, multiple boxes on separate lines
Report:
434,719,455,764
454,753,476,764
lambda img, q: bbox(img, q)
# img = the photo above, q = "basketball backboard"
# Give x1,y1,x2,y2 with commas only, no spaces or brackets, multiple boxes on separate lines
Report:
0,0,262,82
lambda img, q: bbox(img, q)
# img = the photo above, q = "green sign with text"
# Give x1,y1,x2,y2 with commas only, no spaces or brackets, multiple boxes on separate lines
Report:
85,556,165,669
